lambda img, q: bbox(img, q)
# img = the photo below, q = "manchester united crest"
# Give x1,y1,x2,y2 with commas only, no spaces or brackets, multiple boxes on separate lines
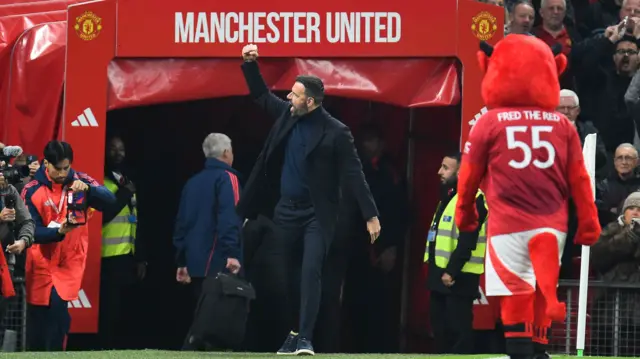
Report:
74,11,102,41
471,11,498,41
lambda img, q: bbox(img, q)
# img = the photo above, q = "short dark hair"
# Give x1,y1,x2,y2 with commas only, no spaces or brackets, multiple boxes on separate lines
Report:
445,151,462,163
295,75,325,105
44,140,73,165
616,35,640,49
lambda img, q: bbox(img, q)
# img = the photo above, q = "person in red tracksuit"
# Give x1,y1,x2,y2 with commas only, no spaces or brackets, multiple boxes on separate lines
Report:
21,141,115,351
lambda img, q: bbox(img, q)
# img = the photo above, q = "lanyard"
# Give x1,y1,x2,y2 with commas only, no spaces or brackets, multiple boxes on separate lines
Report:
431,202,442,231
47,188,67,215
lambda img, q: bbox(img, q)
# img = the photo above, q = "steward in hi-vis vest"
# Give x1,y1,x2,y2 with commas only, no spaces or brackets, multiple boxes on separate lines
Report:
99,136,147,350
425,153,488,354
424,191,488,275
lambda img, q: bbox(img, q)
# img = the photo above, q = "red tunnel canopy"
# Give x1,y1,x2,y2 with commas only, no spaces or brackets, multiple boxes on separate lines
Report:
108,58,460,110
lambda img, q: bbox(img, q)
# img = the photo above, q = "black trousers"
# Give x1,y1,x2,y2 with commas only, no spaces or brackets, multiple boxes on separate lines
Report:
243,216,290,352
26,286,71,351
429,291,475,354
274,198,326,340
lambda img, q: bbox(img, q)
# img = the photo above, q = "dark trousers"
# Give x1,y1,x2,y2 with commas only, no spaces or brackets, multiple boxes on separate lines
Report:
429,291,475,354
243,216,290,352
274,198,326,340
26,286,71,351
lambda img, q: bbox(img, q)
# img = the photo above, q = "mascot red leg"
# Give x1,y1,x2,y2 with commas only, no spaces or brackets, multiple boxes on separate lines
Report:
529,233,565,322
501,293,535,359
529,233,564,357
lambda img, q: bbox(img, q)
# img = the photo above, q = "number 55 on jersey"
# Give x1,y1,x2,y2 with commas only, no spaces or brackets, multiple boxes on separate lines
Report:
461,107,584,234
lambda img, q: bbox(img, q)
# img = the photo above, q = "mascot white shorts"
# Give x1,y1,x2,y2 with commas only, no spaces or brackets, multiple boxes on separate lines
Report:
484,227,566,297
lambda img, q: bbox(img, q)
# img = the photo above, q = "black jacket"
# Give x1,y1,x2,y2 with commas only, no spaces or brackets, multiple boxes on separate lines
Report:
427,187,487,297
596,167,640,225
575,36,634,151
236,61,378,244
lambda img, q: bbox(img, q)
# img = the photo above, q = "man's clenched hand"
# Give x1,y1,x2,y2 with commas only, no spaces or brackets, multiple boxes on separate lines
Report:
242,44,259,62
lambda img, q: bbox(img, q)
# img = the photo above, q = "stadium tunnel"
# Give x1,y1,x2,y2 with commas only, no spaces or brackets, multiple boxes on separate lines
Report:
98,57,462,350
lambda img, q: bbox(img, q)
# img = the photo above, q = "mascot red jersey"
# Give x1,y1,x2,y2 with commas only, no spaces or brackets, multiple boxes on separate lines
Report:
455,35,601,359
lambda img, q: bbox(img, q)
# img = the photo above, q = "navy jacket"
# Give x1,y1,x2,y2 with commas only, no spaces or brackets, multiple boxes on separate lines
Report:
173,158,242,277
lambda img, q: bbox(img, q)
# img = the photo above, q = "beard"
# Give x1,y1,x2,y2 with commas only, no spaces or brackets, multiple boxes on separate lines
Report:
290,104,309,117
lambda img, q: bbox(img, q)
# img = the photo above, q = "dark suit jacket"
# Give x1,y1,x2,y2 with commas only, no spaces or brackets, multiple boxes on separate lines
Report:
236,60,378,243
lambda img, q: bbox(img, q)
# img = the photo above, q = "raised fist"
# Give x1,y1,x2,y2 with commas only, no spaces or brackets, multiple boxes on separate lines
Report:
242,44,259,62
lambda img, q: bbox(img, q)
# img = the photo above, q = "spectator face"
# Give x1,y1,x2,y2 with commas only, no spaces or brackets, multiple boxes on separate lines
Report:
510,3,535,34
620,0,640,20
438,156,459,185
540,0,566,30
613,41,640,75
614,146,639,176
624,206,640,224
557,95,580,122
106,137,126,167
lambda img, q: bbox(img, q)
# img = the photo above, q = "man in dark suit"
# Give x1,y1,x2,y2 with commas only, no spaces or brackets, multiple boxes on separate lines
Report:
237,44,381,356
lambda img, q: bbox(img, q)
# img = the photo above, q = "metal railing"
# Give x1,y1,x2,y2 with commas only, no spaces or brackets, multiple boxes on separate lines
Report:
550,279,640,357
0,276,27,352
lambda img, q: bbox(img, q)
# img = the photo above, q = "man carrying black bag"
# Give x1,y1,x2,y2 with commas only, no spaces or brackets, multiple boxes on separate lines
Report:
173,133,253,351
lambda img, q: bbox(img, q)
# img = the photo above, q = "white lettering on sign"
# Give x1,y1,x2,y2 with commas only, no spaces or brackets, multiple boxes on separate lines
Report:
497,110,561,123
175,12,402,44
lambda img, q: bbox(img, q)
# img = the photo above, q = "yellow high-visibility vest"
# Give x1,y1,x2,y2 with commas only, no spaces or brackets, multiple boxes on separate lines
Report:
423,191,488,274
101,178,137,258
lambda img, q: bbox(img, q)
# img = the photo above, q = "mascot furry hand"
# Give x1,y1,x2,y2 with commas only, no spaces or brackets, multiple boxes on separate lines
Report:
454,35,601,359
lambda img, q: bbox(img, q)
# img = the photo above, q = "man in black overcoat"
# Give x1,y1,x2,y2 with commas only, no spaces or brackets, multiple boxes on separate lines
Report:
236,44,381,356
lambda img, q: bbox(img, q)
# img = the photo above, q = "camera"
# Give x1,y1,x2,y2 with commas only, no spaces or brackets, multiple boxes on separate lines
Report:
0,167,25,186
0,153,37,186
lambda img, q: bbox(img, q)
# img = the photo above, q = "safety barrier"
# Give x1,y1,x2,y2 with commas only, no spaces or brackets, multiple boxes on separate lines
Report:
0,276,27,352
550,279,640,357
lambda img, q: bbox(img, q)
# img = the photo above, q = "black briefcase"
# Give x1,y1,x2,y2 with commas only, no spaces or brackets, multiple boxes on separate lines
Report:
188,272,256,350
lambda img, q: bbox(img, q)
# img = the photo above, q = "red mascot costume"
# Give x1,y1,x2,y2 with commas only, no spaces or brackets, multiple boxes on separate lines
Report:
455,35,601,359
